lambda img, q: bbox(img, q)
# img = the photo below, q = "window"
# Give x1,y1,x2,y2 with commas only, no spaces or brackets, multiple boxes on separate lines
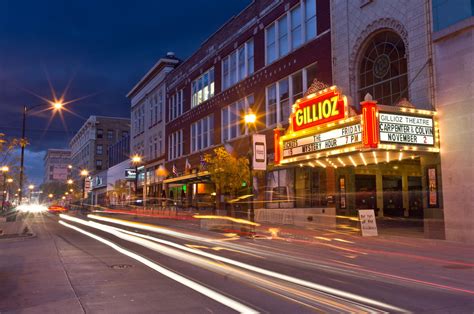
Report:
168,129,183,160
122,131,129,138
358,31,408,106
192,68,215,107
107,130,114,140
266,24,276,64
222,95,254,141
265,1,318,65
305,0,317,41
97,129,103,139
191,115,214,152
222,39,254,90
265,63,316,126
96,144,103,155
291,5,302,49
158,131,163,156
158,90,163,121
96,159,102,170
169,89,183,121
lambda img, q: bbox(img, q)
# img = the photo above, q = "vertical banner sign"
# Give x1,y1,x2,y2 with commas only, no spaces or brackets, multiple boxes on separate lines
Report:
428,167,438,207
339,176,346,209
252,134,267,170
358,209,378,236
84,177,91,198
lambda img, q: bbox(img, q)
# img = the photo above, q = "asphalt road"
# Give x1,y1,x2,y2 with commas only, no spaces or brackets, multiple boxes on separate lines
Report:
1,212,473,313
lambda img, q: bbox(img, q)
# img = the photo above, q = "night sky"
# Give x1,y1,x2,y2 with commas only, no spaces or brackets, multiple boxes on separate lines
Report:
0,0,251,184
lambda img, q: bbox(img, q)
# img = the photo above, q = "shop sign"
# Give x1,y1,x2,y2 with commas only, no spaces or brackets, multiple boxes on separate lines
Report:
379,112,434,146
291,89,345,132
252,134,267,171
427,167,438,207
125,168,136,180
358,209,378,236
282,124,361,158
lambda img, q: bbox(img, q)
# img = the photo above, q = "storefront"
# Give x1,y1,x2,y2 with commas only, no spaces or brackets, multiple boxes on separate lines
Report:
272,86,441,221
162,170,215,209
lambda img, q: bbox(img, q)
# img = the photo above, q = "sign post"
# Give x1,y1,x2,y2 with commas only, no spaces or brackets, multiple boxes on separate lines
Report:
358,209,378,236
252,134,267,171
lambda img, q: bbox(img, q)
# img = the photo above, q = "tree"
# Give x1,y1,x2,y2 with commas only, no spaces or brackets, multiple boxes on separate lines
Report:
204,147,250,215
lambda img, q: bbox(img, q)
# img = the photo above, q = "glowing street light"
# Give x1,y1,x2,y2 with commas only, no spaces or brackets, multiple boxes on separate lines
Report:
244,108,257,222
67,179,74,185
244,110,257,124
19,100,65,205
80,169,89,209
48,194,53,198
131,155,142,202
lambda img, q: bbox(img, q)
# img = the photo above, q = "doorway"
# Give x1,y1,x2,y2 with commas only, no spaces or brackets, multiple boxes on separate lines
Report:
383,176,403,217
355,175,376,210
408,176,423,219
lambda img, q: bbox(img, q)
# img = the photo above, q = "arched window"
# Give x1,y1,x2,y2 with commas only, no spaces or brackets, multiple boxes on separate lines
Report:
358,30,408,105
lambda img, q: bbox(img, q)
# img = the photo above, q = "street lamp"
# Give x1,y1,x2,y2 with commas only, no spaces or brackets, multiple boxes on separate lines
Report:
19,101,64,204
67,179,73,185
131,155,142,202
28,184,34,203
244,109,257,222
80,169,89,209
1,166,9,211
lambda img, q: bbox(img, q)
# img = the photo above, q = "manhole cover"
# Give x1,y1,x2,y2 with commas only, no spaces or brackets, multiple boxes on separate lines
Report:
110,264,132,269
442,264,472,270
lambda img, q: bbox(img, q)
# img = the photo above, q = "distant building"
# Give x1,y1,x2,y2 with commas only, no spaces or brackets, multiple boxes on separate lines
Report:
108,134,130,168
43,149,71,184
69,116,130,178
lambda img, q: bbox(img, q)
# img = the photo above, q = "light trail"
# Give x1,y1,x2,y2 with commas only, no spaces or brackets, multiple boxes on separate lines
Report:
60,215,385,312
83,214,405,312
58,219,259,314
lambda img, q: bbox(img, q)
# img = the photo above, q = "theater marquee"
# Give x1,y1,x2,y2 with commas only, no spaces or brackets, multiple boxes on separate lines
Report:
274,85,439,166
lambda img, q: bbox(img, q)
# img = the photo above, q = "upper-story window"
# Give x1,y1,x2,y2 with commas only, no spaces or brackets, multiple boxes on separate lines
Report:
266,62,316,126
168,129,183,160
266,0,317,65
96,144,103,155
191,115,214,153
358,30,408,106
169,89,183,121
222,39,254,90
97,128,103,139
191,68,214,107
107,130,114,140
222,95,254,141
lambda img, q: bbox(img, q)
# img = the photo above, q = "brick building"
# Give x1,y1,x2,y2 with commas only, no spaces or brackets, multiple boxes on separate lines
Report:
43,149,71,184
159,0,331,210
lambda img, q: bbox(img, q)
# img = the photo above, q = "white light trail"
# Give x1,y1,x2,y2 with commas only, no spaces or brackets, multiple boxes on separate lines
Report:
58,219,258,314
84,214,406,312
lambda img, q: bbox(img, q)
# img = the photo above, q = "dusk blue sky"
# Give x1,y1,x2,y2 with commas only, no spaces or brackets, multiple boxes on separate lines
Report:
0,0,251,184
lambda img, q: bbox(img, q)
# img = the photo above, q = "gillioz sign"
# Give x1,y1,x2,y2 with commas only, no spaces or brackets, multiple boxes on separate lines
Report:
291,88,346,132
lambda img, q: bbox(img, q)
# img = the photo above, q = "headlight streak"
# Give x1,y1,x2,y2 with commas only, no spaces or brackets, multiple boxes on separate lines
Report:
83,214,405,312
59,215,384,313
58,219,259,314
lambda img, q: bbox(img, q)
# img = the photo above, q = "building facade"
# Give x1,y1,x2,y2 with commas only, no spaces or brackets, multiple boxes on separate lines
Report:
128,53,180,202
43,149,71,184
431,0,473,242
161,0,331,210
69,116,130,178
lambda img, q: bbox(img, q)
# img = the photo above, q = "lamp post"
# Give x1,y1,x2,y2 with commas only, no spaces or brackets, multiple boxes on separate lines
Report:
28,184,34,203
1,166,9,211
244,109,257,222
80,169,89,209
18,101,64,204
131,155,142,204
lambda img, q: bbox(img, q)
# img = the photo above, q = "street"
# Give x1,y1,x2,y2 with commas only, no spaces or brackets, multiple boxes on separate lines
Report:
1,212,472,313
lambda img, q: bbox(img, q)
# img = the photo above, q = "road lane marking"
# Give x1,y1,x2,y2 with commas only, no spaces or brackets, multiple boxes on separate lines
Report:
82,214,405,312
58,220,259,314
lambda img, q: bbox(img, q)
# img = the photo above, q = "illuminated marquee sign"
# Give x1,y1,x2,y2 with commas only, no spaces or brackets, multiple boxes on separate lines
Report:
379,112,434,146
283,124,362,158
291,89,346,132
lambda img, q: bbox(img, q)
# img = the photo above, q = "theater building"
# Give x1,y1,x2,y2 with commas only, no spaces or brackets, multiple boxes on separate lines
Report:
271,85,440,236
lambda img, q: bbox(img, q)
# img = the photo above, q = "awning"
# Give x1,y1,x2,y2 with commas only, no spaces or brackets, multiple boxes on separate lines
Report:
163,171,211,184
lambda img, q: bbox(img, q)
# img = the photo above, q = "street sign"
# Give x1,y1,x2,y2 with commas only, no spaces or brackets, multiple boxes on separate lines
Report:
358,209,378,236
252,134,266,171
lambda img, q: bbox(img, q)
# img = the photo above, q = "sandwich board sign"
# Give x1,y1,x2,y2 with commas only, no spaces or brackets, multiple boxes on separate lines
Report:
358,209,378,236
